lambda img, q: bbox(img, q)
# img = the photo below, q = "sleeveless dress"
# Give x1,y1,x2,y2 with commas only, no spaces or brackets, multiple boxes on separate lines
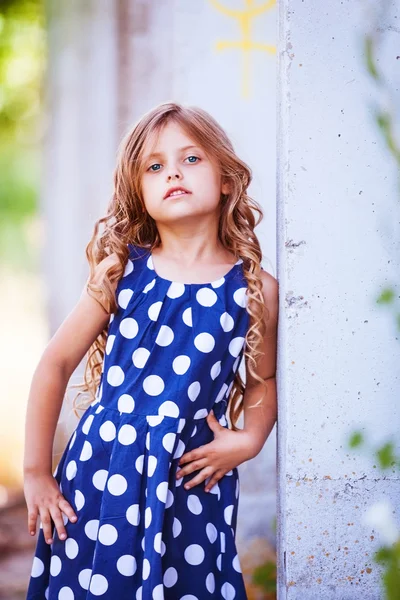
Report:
27,243,250,600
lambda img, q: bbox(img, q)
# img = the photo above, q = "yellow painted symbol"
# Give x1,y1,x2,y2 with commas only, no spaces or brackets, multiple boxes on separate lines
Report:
208,0,276,98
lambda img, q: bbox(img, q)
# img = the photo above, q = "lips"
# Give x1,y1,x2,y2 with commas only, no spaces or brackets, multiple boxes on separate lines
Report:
164,186,191,199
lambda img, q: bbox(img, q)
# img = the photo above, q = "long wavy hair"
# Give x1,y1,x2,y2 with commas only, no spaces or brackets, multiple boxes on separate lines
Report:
71,102,269,431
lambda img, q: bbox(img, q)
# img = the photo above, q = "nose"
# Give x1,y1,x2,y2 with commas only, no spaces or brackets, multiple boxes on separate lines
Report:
166,162,182,181
167,171,181,181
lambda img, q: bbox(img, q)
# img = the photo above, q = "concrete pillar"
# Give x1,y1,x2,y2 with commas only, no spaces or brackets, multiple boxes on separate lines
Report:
276,1,400,597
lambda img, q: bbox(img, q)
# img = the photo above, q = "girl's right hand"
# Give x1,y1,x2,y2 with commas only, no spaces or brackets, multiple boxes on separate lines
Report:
24,472,78,544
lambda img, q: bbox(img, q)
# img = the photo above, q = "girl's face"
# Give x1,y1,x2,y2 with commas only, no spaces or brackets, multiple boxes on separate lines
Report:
140,121,229,226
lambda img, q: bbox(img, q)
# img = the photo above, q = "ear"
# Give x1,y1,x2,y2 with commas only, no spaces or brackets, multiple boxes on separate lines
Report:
221,180,231,196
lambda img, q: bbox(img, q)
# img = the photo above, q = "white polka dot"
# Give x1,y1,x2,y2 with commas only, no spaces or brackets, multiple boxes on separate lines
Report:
233,286,247,307
120,317,139,339
167,282,185,298
173,439,185,459
148,455,157,476
118,288,133,309
220,312,234,332
143,278,156,293
191,425,197,437
142,558,151,580
152,584,164,600
182,307,192,326
69,432,76,450
132,347,150,368
45,587,49,600
58,587,74,600
123,258,134,276
145,506,152,528
136,587,142,600
146,432,150,450
233,554,242,572
172,355,191,375
155,325,174,346
153,531,162,554
210,361,221,379
143,374,165,396
184,544,205,565
196,287,218,306
173,517,182,538
147,255,154,270
89,574,109,596
98,524,118,546
74,490,85,511
50,555,62,576
118,394,135,413
166,489,174,508
206,572,215,593
217,554,222,571
117,554,136,576
147,415,164,426
66,461,77,481
148,301,163,321
92,469,108,491
158,400,180,418
156,481,168,503
79,440,93,462
229,336,245,357
105,334,116,355
211,277,225,288
65,538,79,559
224,505,234,525
187,494,203,515
194,408,208,419
220,531,226,552
162,432,176,453
180,597,198,600
107,473,128,496
118,424,137,445
232,355,241,372
107,365,125,386
164,566,178,587
216,383,228,403
206,522,218,543
135,454,144,474
194,332,215,353
82,414,94,435
221,582,236,599
126,504,140,526
209,482,221,499
188,381,201,401
178,417,186,433
78,569,92,590
84,519,99,541
99,420,116,442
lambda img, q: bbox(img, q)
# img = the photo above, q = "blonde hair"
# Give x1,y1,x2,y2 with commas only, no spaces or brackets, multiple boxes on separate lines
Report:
71,102,268,431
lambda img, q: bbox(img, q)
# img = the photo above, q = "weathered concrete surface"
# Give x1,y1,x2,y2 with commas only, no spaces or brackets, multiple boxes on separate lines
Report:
276,0,400,598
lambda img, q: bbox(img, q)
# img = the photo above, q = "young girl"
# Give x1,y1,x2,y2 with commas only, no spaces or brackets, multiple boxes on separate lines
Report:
24,102,278,600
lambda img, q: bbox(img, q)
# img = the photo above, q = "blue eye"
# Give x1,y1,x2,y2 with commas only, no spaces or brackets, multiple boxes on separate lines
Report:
147,156,199,172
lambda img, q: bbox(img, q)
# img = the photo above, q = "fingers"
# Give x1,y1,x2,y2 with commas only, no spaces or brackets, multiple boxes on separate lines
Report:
39,507,54,544
49,505,68,541
176,458,208,480
204,469,225,492
182,466,214,490
58,498,78,524
28,506,38,536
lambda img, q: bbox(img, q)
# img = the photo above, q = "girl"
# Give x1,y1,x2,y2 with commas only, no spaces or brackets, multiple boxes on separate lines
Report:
24,102,278,600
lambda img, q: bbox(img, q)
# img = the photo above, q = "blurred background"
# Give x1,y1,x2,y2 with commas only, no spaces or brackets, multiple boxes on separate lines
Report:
0,0,277,598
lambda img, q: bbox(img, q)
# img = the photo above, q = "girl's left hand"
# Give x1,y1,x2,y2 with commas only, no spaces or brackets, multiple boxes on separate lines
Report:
176,409,256,492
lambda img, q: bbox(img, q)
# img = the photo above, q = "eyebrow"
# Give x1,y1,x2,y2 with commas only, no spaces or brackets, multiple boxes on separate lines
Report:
143,145,201,161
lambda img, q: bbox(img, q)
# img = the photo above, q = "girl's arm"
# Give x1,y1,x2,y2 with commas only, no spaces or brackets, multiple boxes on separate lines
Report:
23,252,120,544
240,269,279,458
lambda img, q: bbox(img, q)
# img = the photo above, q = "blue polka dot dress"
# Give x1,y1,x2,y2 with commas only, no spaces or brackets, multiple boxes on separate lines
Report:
27,243,250,600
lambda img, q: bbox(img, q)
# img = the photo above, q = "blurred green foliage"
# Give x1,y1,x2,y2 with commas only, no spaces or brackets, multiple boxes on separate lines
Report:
0,0,46,266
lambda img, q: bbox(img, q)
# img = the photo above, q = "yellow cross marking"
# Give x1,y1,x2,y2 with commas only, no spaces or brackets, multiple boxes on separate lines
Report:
208,0,276,98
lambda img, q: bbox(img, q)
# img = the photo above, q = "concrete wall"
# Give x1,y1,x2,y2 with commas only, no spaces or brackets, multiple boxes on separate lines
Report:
276,1,400,597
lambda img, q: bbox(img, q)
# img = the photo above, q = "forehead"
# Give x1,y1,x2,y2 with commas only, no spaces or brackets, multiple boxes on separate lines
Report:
142,121,203,159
